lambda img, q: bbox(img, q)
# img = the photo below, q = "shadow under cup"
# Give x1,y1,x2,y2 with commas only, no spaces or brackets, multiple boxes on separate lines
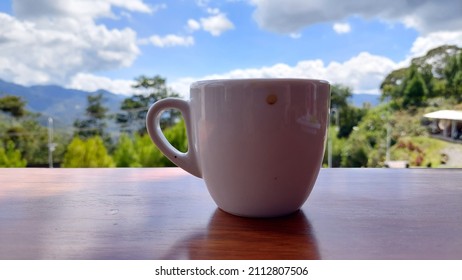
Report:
168,209,320,260
147,79,330,217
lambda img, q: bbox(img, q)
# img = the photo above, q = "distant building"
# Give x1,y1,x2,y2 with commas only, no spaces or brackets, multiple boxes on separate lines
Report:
424,110,462,141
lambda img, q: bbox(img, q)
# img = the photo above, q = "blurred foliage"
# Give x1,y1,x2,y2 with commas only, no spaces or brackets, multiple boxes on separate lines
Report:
330,84,368,138
114,119,187,167
340,105,389,167
443,50,462,102
0,95,69,166
390,137,448,168
381,45,462,109
0,95,26,118
0,140,27,167
62,136,114,167
133,133,166,167
113,133,141,167
322,126,346,167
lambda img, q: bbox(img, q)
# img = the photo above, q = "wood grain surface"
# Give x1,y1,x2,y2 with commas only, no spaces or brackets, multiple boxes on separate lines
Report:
0,168,461,259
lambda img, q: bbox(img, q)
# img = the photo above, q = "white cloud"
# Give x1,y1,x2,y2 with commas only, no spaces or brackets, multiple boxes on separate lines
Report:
389,30,462,69
0,0,149,86
289,32,302,39
187,19,201,31
187,9,234,37
250,0,462,34
333,22,351,34
12,0,153,21
195,0,210,8
140,34,195,47
200,12,235,36
151,3,168,13
67,73,136,95
170,52,398,98
169,78,195,99
409,31,462,58
206,8,220,15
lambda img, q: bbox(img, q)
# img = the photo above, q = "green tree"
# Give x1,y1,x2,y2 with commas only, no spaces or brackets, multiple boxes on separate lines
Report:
411,45,461,78
322,126,346,167
380,45,462,109
0,95,26,118
420,64,436,98
330,84,367,138
337,105,367,138
133,133,165,167
6,118,69,167
62,136,114,167
113,134,141,167
74,92,110,141
4,123,46,166
402,65,428,108
380,67,408,108
131,119,187,167
163,119,187,153
330,84,352,109
443,51,462,101
0,95,68,166
131,75,179,100
117,75,181,134
0,140,27,167
341,134,370,167
341,105,391,167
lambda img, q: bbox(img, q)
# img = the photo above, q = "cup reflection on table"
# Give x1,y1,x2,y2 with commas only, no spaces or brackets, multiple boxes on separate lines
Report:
163,209,320,260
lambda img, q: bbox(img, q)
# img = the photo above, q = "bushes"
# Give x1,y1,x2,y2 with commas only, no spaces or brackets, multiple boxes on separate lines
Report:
61,119,187,168
322,126,346,167
390,137,448,167
113,134,141,167
62,136,114,167
0,140,27,167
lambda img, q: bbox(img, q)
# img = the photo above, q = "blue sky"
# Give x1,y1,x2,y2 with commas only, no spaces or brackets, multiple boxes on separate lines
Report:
0,0,461,97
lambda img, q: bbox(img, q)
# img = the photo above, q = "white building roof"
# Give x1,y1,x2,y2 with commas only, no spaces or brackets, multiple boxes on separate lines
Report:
423,110,462,121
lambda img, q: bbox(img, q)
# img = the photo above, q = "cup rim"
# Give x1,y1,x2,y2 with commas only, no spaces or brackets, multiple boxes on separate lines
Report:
191,78,330,88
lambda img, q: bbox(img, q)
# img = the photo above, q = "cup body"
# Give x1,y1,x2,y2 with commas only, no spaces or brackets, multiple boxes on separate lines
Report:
147,79,330,217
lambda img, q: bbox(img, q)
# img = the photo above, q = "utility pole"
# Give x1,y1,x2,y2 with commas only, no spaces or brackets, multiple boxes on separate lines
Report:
328,130,332,168
328,108,339,168
386,122,391,162
48,117,56,168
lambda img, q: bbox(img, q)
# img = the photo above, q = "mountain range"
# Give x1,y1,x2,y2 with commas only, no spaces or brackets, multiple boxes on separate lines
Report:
0,79,380,129
0,79,125,129
350,93,380,108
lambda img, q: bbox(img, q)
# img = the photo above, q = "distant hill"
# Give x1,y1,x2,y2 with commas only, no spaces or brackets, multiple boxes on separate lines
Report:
0,79,125,129
350,93,381,108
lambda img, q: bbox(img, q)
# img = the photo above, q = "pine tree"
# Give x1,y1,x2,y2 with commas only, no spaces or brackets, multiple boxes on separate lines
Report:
117,75,181,134
401,65,428,108
73,93,110,141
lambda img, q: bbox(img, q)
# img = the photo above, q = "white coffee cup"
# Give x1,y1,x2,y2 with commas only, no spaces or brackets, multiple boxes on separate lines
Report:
146,79,330,217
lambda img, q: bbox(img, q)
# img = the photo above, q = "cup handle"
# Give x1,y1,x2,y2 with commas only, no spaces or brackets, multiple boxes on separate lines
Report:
146,98,202,178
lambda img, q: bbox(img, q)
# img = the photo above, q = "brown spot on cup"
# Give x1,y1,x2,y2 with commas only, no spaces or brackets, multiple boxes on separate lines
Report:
266,94,277,105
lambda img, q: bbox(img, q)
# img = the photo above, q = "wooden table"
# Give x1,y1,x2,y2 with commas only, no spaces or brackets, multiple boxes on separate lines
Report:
1,168,461,260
